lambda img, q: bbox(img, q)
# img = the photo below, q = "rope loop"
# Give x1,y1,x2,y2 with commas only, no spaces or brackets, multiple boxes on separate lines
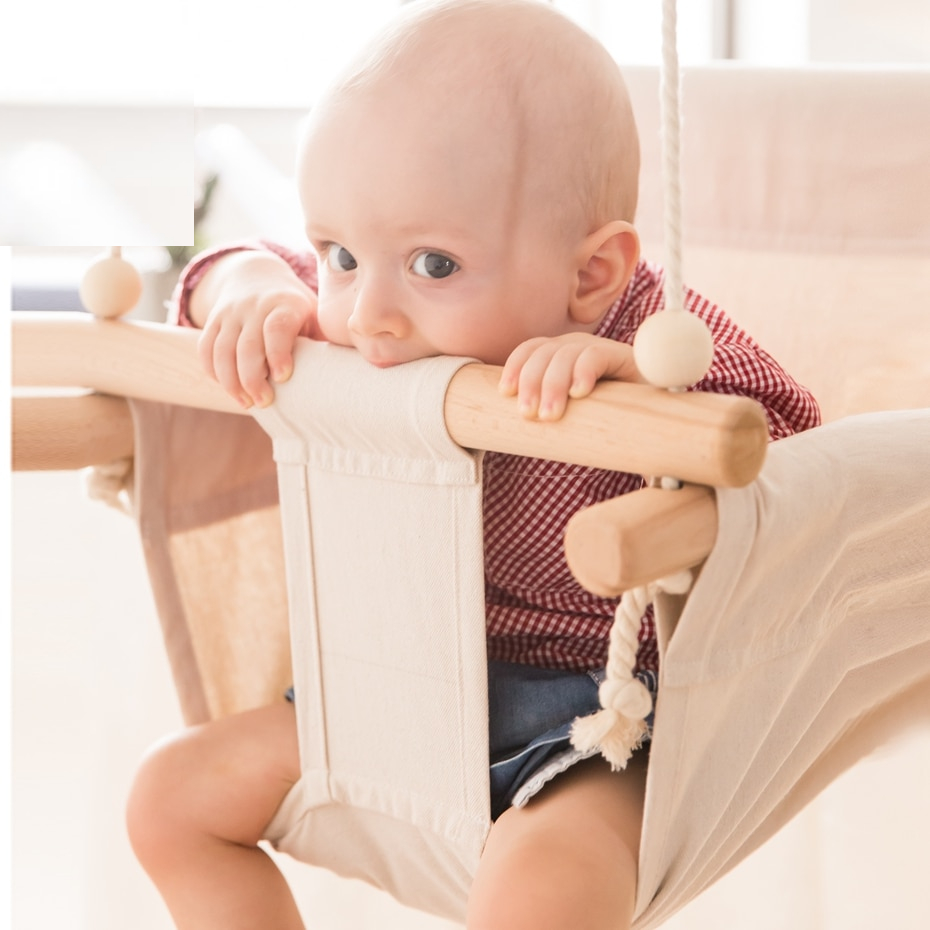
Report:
570,568,693,771
84,459,134,516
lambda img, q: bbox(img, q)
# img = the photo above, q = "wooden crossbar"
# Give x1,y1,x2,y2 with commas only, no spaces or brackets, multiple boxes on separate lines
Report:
13,312,767,485
12,310,765,590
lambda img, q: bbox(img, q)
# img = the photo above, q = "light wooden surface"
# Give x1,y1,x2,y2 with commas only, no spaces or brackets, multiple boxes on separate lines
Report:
12,386,720,588
12,394,134,470
12,311,768,489
564,485,718,596
13,311,762,589
443,363,766,487
12,312,236,413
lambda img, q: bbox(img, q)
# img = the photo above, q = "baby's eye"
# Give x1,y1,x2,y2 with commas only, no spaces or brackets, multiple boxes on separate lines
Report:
326,245,357,272
412,252,459,279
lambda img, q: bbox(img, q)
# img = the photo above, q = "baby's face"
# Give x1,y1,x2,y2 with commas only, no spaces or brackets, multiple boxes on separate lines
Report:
298,90,584,368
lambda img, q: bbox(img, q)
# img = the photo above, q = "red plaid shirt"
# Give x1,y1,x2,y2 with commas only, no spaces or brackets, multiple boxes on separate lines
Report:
173,243,821,674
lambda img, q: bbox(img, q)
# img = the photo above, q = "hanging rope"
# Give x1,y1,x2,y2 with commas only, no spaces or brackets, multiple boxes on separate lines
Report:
660,0,684,316
572,0,710,771
571,570,692,770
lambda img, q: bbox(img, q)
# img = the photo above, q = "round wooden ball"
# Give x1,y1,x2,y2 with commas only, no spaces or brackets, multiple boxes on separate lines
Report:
79,254,143,319
632,310,715,389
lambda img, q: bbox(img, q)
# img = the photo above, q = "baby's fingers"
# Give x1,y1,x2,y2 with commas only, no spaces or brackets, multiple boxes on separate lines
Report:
498,337,548,397
509,341,566,418
206,318,262,408
534,342,622,419
566,342,645,399
499,338,580,419
513,344,584,420
197,314,250,404
534,347,585,420
235,321,276,408
565,345,607,400
197,312,222,382
262,300,312,385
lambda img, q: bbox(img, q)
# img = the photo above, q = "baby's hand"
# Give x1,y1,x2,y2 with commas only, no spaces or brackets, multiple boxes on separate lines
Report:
499,333,644,420
196,252,319,409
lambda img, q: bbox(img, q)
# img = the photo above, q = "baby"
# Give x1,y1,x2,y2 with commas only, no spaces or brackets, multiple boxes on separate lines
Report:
128,2,820,929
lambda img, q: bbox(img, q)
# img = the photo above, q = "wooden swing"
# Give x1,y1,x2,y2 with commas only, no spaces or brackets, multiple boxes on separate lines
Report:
11,2,930,926
13,275,930,928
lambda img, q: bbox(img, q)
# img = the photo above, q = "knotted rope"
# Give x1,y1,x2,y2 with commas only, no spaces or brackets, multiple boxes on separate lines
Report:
571,0,705,771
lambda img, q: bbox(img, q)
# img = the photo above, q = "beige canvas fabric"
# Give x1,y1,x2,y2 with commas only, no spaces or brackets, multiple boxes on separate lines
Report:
130,401,290,723
251,341,489,921
625,66,930,424
635,408,930,928
124,65,930,924
131,377,930,926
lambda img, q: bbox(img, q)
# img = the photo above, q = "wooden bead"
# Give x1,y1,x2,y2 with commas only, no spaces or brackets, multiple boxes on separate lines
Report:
632,310,715,389
79,253,143,319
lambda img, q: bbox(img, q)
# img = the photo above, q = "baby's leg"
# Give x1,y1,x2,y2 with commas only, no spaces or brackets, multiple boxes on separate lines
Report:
467,751,648,930
126,702,302,930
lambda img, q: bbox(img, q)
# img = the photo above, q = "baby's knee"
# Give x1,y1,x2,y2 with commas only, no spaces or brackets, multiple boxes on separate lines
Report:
126,704,300,871
125,728,208,866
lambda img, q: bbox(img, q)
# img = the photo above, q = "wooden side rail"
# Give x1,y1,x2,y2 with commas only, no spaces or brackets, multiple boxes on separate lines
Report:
564,485,718,595
12,394,134,471
13,313,236,414
12,311,765,590
12,312,768,488
11,389,721,588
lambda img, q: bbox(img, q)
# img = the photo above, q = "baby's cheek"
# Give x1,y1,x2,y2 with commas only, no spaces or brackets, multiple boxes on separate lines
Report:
442,318,527,367
315,297,354,347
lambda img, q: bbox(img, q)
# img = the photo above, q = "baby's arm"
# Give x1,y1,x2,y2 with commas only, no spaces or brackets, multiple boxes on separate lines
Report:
500,333,645,421
502,305,820,438
176,245,321,409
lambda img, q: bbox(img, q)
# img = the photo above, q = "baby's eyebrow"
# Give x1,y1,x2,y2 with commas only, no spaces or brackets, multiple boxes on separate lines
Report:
304,225,340,246
381,216,480,242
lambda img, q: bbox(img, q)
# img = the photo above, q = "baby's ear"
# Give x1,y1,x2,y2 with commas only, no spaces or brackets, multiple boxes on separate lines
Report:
569,221,640,324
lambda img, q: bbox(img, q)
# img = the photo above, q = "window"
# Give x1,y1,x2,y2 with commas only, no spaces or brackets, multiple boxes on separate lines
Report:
3,0,927,247
3,1,927,108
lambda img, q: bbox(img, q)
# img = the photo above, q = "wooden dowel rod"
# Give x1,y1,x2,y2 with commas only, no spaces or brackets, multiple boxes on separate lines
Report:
445,364,766,487
564,485,718,595
12,394,134,471
13,312,768,486
13,390,720,588
13,312,238,414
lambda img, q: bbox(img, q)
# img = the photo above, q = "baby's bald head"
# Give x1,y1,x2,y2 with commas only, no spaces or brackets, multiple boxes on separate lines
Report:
306,0,640,241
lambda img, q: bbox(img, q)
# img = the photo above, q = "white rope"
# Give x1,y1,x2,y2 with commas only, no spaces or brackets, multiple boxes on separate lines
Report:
571,0,696,770
84,458,134,516
571,570,692,770
660,0,684,315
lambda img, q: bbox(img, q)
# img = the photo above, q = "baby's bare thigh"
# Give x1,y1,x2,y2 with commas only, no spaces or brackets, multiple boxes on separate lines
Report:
468,752,648,930
145,701,300,845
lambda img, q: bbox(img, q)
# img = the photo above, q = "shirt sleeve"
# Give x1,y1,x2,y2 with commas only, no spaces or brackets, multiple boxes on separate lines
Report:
602,261,821,442
168,240,319,328
686,292,822,440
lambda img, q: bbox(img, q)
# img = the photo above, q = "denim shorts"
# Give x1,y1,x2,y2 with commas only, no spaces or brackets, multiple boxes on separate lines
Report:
285,660,656,822
488,660,656,820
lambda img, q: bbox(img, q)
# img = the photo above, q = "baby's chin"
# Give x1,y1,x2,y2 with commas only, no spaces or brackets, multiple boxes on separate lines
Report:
354,344,429,369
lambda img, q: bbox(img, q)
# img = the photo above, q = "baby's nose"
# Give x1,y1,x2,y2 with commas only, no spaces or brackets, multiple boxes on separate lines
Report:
347,281,409,339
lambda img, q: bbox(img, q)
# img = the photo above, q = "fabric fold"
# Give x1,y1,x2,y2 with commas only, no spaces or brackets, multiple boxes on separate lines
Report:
635,409,930,929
